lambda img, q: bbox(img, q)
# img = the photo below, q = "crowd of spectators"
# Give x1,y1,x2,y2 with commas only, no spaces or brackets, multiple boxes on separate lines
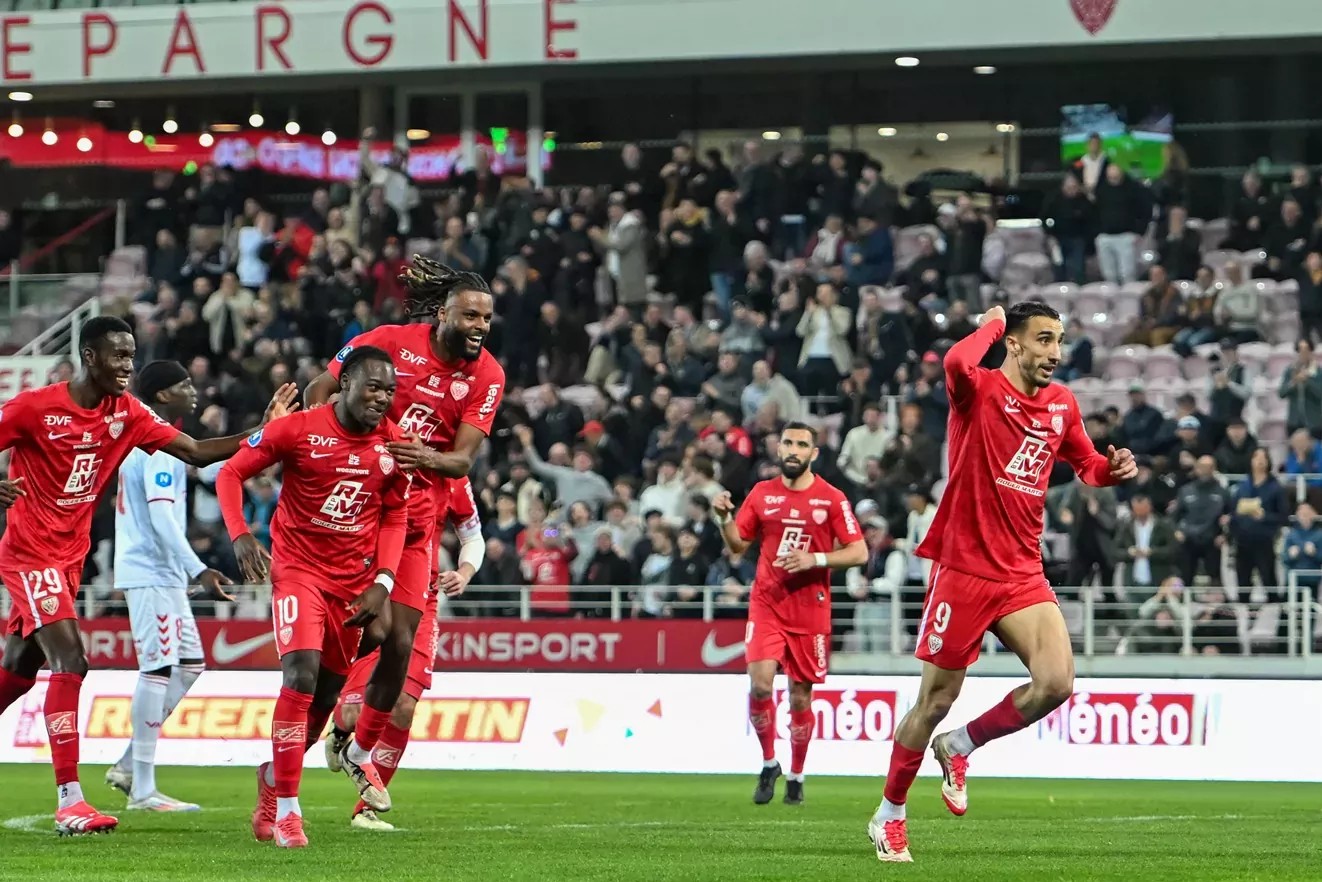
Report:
14,129,1322,657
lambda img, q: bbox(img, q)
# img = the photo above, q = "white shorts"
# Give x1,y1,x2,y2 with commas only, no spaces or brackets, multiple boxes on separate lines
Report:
124,586,202,672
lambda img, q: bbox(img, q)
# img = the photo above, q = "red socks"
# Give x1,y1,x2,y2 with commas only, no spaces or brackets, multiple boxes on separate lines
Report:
304,703,332,752
272,687,312,798
883,742,925,806
373,723,411,788
354,703,391,754
788,708,814,775
967,690,1029,748
0,668,35,715
45,672,82,786
748,695,776,762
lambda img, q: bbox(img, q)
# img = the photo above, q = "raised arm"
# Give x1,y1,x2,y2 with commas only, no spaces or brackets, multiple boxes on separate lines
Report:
1057,408,1136,487
712,491,753,555
304,370,339,409
945,307,1004,411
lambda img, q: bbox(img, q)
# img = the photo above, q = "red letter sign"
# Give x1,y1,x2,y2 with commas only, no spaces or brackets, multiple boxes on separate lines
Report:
1,16,32,82
543,0,577,60
448,0,488,63
82,13,118,78
342,1,394,68
256,5,293,71
161,9,206,75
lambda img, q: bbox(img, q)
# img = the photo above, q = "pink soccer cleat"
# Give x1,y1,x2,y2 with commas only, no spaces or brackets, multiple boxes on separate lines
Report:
251,763,277,842
54,801,118,836
931,732,970,816
867,815,912,863
274,812,308,848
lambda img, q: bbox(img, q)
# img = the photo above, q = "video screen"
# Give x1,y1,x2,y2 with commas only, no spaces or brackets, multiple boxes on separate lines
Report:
1061,104,1173,179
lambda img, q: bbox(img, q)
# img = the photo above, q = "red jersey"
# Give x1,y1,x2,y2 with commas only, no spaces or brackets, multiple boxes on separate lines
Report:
518,532,576,613
735,474,862,634
329,323,505,525
436,475,480,536
915,318,1116,581
0,384,180,568
216,407,411,599
699,425,754,459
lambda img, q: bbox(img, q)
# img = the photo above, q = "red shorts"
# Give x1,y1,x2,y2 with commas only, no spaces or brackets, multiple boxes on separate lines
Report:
744,618,830,685
915,563,1058,671
392,520,437,613
271,567,363,676
1,561,83,638
341,589,439,704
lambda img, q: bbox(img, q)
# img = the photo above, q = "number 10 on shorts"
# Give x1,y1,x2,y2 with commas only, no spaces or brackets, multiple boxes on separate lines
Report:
275,595,299,647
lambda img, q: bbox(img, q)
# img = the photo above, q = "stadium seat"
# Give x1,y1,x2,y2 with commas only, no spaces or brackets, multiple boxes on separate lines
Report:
893,225,941,271
999,253,1053,291
1103,346,1146,381
1266,343,1297,380
1144,346,1183,381
1258,418,1289,443
1197,217,1232,253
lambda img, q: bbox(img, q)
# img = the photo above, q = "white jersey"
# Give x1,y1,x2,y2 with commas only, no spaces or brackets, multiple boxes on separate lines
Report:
114,447,208,590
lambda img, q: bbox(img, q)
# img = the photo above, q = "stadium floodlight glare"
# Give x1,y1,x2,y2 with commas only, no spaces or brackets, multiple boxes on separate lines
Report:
249,111,264,128
76,136,93,153
41,128,57,146
762,131,781,141
128,126,144,144
996,123,1017,133
321,129,337,146
7,122,21,138
878,127,898,137
936,132,950,142
162,117,178,135
285,120,300,136
199,132,215,148
973,65,997,75
7,91,32,102
93,99,115,109
895,56,920,67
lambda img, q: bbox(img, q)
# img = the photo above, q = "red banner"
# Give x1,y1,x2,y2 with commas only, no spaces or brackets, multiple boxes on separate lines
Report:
0,125,549,183
78,617,749,673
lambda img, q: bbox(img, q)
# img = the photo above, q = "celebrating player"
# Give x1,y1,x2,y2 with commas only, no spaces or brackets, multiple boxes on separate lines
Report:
0,318,295,836
868,302,1137,863
218,346,411,848
325,475,485,831
712,422,867,806
303,256,503,804
105,361,235,811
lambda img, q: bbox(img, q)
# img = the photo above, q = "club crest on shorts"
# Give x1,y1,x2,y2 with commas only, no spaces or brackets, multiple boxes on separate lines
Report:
279,625,294,645
40,596,58,616
927,632,944,655
1051,415,1064,435
380,454,395,475
812,508,827,524
108,421,124,440
450,379,470,400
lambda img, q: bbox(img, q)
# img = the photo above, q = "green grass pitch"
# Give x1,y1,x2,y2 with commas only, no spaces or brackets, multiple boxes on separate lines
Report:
0,765,1318,881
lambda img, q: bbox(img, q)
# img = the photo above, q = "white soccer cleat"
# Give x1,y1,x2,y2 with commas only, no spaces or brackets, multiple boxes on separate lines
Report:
104,765,132,796
931,732,969,816
325,729,349,773
126,792,201,812
351,808,396,832
868,816,912,863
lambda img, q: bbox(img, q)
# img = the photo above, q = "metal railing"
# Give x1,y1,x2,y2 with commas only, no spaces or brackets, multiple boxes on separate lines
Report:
45,579,1322,661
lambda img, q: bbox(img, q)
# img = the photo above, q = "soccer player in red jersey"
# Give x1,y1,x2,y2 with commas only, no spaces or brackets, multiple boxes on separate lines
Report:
218,346,412,848
303,256,503,803
712,422,867,806
0,316,296,836
326,474,485,831
869,302,1137,863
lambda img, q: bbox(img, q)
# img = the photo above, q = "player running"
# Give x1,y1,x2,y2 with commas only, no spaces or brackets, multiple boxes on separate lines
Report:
303,256,503,806
326,475,485,831
712,422,867,807
218,346,411,848
868,302,1137,863
0,317,295,836
105,361,236,811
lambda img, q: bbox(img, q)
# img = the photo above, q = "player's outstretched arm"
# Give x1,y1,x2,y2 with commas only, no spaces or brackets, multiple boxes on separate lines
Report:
164,383,300,467
386,422,488,479
712,491,751,554
1058,407,1137,486
304,371,338,409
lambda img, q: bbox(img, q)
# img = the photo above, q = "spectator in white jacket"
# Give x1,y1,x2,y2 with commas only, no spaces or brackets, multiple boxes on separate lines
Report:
847,517,908,653
638,459,688,526
740,359,803,423
896,485,938,584
837,403,893,487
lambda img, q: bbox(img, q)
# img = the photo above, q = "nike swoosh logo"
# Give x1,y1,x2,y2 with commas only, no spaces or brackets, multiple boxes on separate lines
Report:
396,371,416,377
211,630,275,664
700,631,746,667
310,452,333,459
48,432,69,440
765,508,780,515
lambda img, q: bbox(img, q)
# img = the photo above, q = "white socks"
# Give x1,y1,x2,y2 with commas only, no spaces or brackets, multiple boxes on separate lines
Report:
762,759,778,770
129,672,170,800
276,796,301,820
346,737,372,765
116,663,204,771
787,773,805,783
57,781,85,810
947,726,976,756
876,798,905,821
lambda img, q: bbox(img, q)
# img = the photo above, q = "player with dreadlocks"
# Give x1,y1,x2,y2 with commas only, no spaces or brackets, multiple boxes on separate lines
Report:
300,256,503,825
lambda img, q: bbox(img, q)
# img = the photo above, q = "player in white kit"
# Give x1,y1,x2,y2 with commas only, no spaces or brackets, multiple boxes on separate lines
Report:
104,361,235,811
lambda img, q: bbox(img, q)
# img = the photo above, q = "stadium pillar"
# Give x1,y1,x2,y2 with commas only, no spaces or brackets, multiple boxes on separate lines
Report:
527,81,545,189
1267,55,1305,163
460,87,478,170
360,86,389,139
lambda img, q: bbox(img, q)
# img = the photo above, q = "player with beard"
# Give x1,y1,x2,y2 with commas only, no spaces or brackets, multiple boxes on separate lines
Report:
303,256,504,809
712,422,866,807
868,302,1136,863
0,317,297,835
